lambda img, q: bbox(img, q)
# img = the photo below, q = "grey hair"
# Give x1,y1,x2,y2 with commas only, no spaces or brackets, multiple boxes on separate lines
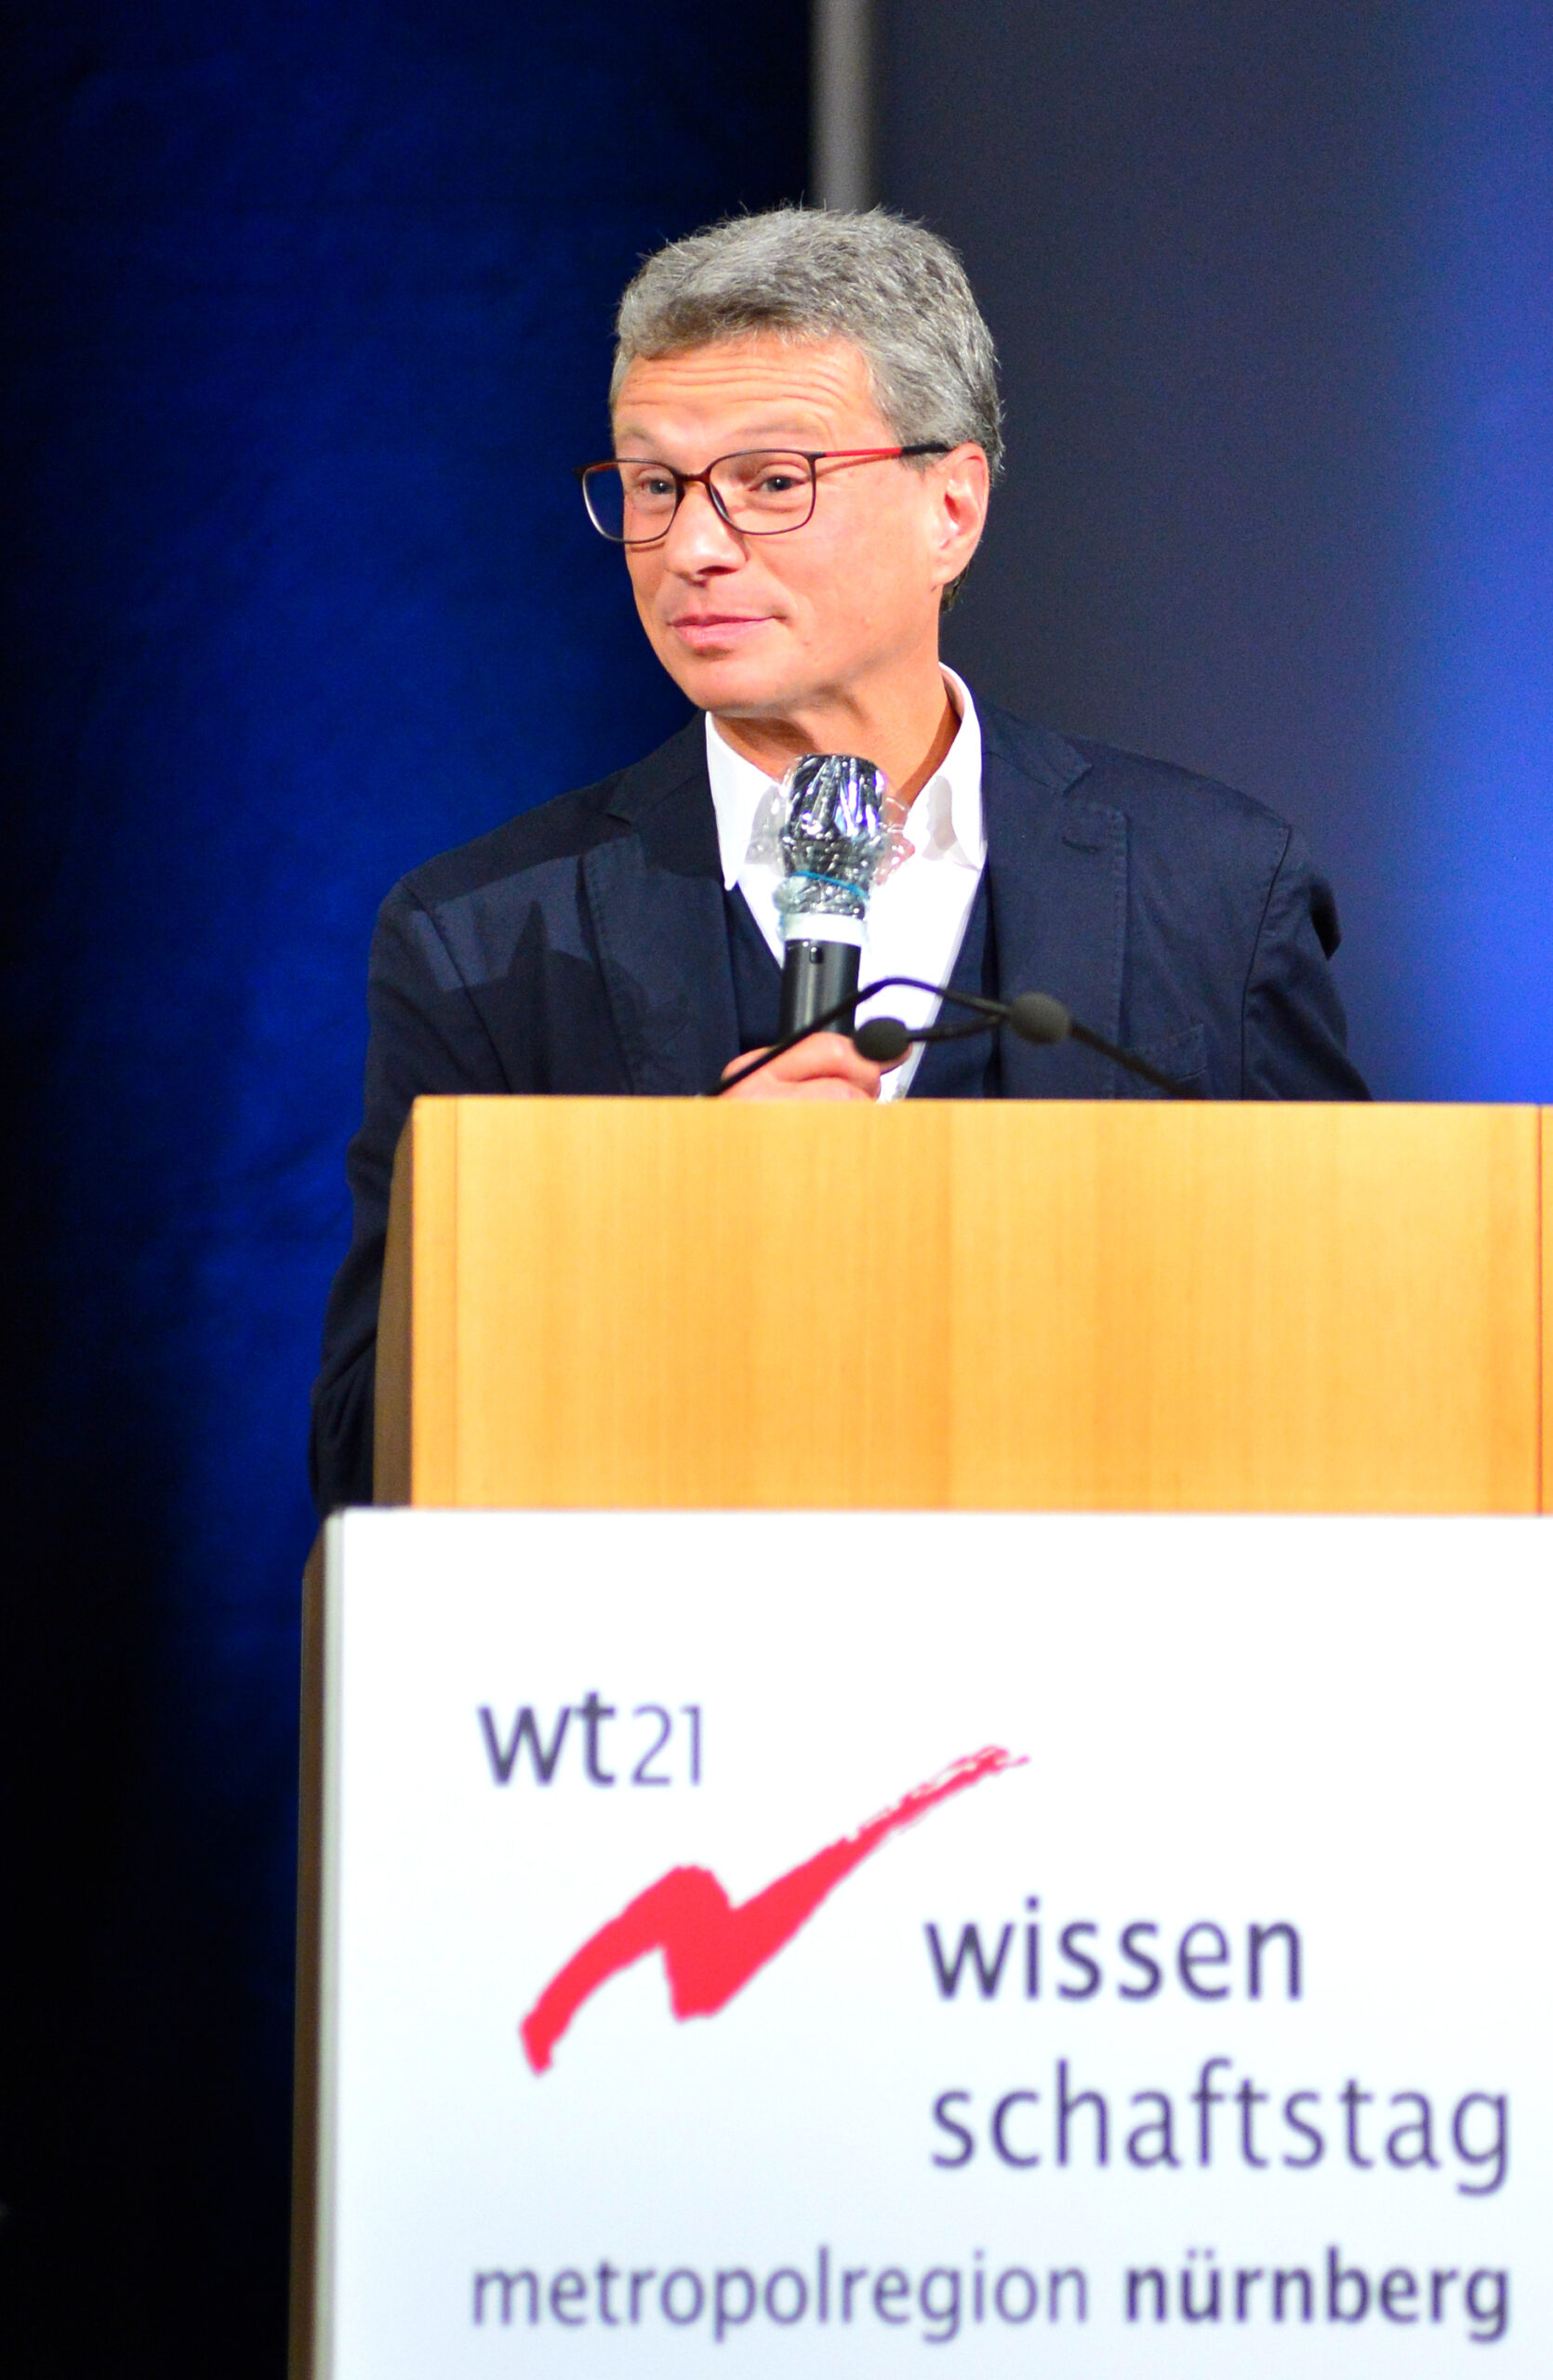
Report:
611,206,1003,482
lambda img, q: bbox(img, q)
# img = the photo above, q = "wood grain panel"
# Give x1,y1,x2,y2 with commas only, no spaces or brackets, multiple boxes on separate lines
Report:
374,1101,458,1504
947,1102,1539,1512
446,1098,954,1507
377,1098,1542,1514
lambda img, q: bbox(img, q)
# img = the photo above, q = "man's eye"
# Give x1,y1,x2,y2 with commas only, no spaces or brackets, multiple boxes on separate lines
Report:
756,469,802,494
623,469,676,501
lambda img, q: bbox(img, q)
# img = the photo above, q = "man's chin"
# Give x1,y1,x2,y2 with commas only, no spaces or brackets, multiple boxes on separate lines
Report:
656,644,796,719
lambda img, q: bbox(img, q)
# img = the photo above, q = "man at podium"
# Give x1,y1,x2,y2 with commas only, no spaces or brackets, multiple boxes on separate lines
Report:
311,205,1366,1513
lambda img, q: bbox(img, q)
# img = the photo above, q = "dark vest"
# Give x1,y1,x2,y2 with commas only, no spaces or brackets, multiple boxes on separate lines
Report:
723,876,1003,1098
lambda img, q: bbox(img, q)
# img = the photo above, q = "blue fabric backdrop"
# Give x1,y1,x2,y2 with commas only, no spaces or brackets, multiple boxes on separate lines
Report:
0,10,804,2372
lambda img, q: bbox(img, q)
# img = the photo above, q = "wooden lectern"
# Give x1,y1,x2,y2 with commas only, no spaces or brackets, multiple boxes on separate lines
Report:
293,1093,1551,2374
374,1097,1551,1514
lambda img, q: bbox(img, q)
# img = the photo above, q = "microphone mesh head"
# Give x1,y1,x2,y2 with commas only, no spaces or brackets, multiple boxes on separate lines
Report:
854,1015,912,1064
1008,992,1072,1046
773,753,906,929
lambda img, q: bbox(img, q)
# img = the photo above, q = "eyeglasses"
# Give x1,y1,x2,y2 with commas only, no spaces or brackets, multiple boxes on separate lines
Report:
576,444,952,546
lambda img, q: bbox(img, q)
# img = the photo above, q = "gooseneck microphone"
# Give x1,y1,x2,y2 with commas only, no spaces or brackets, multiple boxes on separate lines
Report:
772,752,900,1038
712,977,1201,1100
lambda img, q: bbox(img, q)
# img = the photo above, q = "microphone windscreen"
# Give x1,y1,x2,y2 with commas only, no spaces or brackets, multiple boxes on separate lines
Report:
854,1016,913,1063
1007,992,1072,1047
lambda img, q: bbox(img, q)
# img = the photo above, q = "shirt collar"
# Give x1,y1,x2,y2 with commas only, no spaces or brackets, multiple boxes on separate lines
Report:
703,668,985,892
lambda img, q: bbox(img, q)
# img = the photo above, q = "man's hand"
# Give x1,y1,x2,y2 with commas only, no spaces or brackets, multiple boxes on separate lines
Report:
720,1031,898,1101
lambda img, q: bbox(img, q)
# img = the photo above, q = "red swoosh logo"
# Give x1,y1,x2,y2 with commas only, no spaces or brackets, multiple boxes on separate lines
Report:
520,1746,1023,2073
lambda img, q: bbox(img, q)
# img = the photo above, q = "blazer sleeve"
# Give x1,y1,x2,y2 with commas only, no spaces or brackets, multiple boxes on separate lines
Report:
1241,826,1370,1100
309,884,511,1514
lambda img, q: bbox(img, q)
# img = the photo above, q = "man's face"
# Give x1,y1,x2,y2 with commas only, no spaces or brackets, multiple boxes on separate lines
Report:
611,334,984,722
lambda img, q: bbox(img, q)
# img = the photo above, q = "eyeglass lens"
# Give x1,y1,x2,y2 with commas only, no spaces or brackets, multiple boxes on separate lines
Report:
585,452,815,542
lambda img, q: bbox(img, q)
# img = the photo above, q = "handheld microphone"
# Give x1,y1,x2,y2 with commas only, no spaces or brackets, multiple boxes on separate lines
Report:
781,938,862,1040
772,753,903,1038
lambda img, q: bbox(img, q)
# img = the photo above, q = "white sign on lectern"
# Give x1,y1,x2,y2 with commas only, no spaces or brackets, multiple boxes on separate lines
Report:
300,1510,1550,2373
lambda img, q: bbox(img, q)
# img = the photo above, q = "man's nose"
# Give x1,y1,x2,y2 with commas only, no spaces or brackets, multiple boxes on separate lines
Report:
658,478,745,571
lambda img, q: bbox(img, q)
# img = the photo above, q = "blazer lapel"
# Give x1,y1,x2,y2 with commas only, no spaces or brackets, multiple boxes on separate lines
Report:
980,706,1129,1098
581,721,739,1096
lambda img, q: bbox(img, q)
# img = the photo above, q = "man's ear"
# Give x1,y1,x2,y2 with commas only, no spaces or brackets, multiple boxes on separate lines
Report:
927,444,990,595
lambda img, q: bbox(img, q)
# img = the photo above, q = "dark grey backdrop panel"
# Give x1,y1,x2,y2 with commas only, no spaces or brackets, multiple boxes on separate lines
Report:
879,0,1553,1098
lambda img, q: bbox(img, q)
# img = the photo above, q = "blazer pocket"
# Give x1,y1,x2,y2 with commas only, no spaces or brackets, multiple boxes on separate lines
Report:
1125,1022,1208,1097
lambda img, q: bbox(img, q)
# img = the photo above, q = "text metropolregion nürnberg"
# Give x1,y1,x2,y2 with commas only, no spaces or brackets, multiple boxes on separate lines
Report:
471,2248,1508,2343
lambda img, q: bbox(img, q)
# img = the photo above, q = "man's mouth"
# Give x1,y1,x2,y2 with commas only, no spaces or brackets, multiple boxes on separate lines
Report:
668,613,772,649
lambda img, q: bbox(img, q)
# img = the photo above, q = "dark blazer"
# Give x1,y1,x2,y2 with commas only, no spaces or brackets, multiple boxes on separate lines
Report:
311,702,1366,1512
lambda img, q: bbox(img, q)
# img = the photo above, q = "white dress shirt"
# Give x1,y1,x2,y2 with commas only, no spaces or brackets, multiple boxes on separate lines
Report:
704,670,987,1098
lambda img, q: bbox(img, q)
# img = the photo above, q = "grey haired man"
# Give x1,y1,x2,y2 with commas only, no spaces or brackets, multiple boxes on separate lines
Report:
312,206,1364,1512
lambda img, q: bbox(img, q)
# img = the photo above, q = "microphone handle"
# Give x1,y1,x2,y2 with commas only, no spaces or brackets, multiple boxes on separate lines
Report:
778,937,861,1038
